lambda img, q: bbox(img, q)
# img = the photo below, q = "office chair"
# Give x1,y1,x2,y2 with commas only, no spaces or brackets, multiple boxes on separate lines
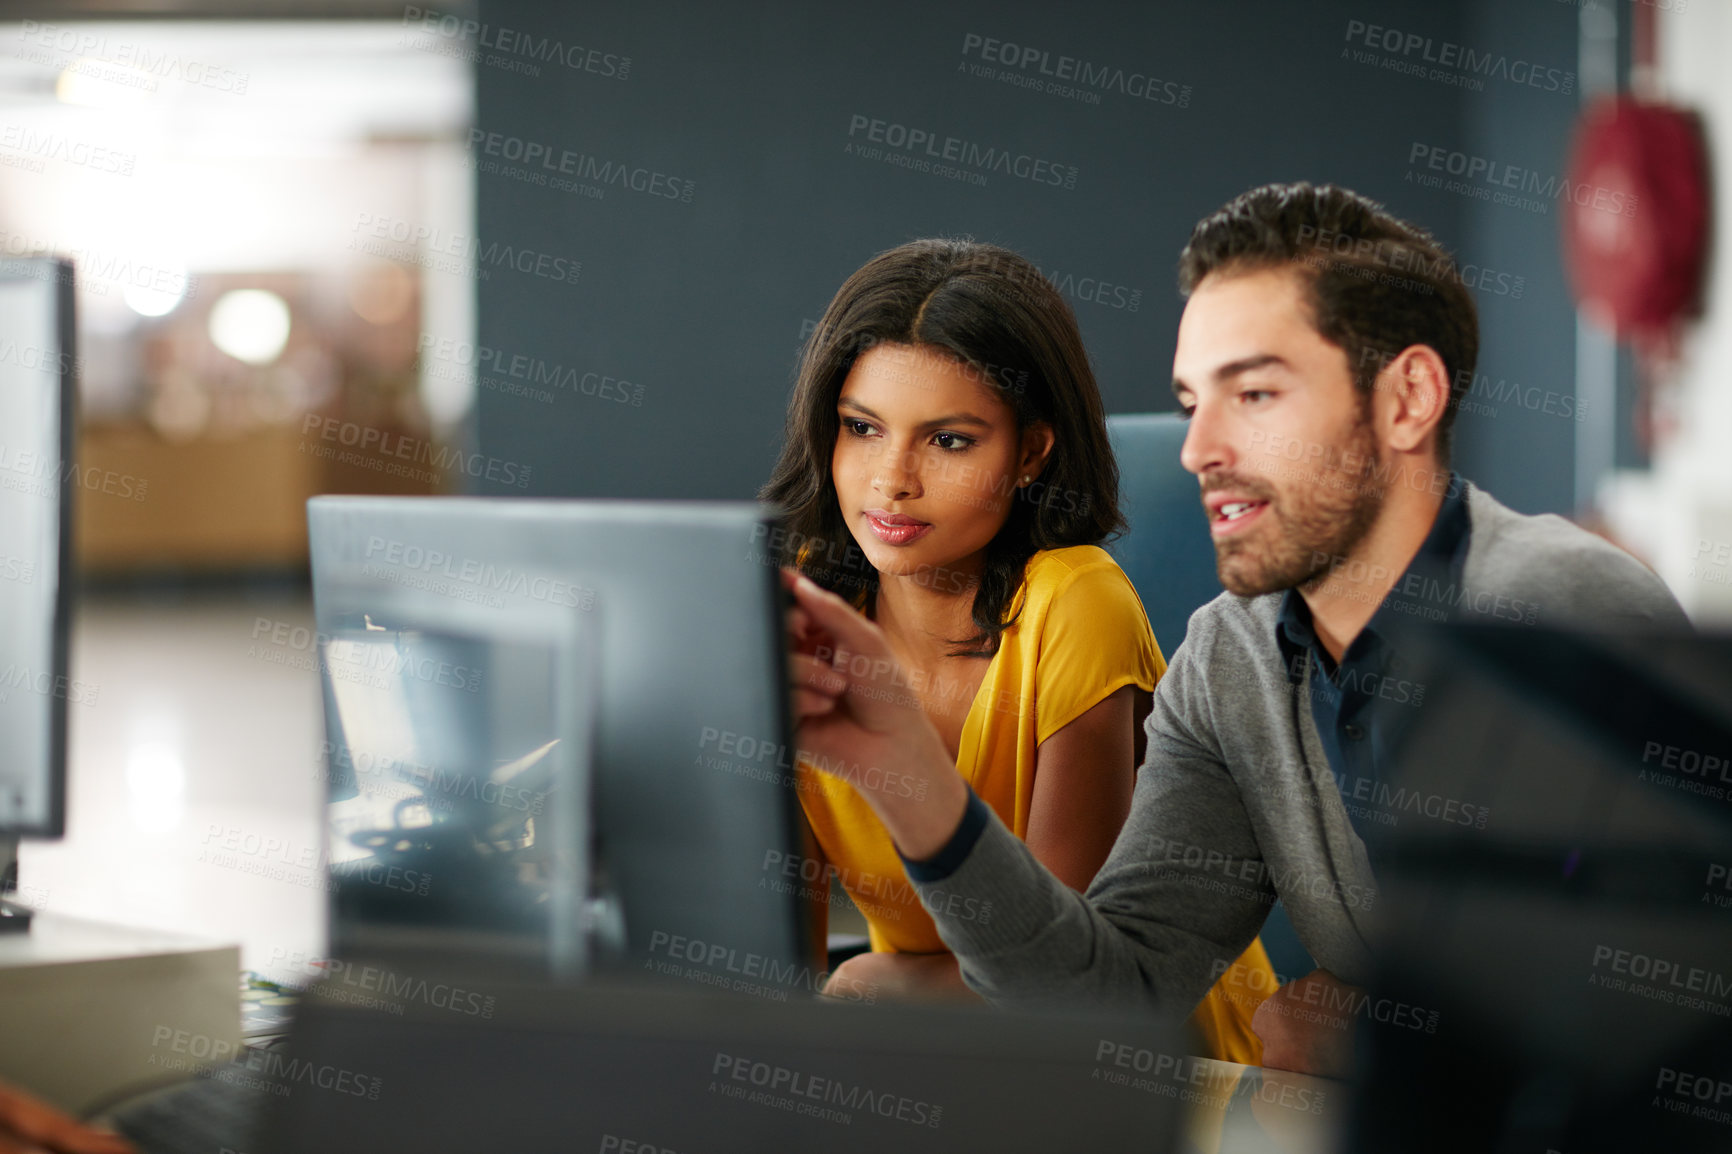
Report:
1103,412,1315,981
1101,413,1218,657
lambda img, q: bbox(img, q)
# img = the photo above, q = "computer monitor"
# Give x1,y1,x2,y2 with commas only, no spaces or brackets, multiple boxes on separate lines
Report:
312,588,596,977
263,975,1189,1154
0,258,76,933
307,497,815,986
1352,621,1732,1153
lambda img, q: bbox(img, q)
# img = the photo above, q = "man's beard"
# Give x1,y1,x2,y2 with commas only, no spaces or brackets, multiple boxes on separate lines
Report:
1209,413,1385,598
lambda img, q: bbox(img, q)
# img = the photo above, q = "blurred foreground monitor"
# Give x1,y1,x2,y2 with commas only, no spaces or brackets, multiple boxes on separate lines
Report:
1357,622,1732,1152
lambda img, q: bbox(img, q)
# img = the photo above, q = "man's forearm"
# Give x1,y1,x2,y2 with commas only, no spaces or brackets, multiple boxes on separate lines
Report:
871,753,972,862
900,751,1277,1014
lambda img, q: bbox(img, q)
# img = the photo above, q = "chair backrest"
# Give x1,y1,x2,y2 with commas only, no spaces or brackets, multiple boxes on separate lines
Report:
1102,413,1220,658
1104,413,1318,979
1108,408,1309,977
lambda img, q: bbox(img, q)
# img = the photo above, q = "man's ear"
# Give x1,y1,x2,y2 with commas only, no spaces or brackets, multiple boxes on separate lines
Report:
1372,345,1451,457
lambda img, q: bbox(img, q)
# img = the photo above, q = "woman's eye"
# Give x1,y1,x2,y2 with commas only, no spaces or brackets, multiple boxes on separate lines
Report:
842,419,875,436
931,432,973,451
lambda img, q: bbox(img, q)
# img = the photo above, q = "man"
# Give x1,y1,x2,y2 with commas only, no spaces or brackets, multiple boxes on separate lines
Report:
788,182,1687,1076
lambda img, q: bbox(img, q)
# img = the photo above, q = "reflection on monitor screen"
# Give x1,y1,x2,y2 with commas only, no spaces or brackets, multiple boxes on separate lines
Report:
317,597,593,978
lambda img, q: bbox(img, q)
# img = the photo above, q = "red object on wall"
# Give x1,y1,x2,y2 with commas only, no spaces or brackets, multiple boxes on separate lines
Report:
1561,96,1709,339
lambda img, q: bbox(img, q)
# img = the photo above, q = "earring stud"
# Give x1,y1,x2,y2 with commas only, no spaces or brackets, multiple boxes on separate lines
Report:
1021,474,1032,485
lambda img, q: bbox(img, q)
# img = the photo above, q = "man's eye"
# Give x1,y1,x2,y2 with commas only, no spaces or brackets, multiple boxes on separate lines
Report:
1240,389,1272,404
1177,405,1196,421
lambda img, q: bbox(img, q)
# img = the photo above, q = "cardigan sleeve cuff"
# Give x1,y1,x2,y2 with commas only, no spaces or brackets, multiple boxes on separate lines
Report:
898,787,990,883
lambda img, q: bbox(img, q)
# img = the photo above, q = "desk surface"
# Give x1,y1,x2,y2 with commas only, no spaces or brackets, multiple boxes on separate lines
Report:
0,911,232,967
0,912,240,1116
1182,1058,1346,1154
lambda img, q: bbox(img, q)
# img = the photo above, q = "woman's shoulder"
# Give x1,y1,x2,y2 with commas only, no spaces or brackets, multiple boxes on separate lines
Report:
1016,546,1150,639
1022,544,1132,596
1029,544,1154,631
1017,545,1162,715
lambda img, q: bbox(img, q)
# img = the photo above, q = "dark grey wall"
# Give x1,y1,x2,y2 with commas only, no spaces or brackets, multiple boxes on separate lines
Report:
1448,0,1591,514
471,0,1580,515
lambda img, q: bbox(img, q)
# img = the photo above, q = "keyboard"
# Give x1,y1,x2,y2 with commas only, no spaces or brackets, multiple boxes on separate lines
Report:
107,1064,270,1154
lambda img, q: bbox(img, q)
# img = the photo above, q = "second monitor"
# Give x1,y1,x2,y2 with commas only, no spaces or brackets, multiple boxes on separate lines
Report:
307,497,817,989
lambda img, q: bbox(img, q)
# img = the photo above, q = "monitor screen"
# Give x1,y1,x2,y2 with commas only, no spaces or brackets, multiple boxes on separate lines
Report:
0,258,74,839
308,498,815,987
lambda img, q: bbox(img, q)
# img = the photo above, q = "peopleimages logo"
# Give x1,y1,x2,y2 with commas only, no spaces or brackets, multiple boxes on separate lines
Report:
1093,1040,1326,1113
1342,19,1574,95
0,664,100,708
249,616,484,692
1653,1067,1732,1129
418,335,646,406
0,125,135,176
16,21,250,95
149,1026,382,1100
646,930,877,1004
300,415,532,488
1295,224,1525,300
350,212,582,286
401,6,631,79
710,1053,942,1129
467,129,695,202
0,554,35,585
316,741,548,816
362,535,596,610
0,229,197,303
0,442,148,503
1590,944,1732,1016
265,950,499,1019
199,823,434,897
958,33,1191,107
1406,141,1638,217
845,114,1077,190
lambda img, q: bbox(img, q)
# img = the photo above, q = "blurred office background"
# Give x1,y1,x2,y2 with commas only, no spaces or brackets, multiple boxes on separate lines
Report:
3,0,1726,972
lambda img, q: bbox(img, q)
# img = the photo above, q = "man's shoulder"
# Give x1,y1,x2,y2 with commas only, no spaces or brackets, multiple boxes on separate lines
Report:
1182,588,1280,642
1462,484,1687,625
1169,590,1287,686
1466,484,1619,563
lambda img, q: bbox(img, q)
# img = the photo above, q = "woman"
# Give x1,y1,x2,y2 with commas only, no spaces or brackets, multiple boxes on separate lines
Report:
760,239,1274,1063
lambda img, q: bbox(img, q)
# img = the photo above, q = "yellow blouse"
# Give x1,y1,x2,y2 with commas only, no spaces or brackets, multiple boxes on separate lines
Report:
798,545,1276,1064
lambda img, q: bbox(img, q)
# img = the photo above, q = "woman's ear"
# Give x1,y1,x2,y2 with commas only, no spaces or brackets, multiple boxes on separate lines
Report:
1020,421,1056,482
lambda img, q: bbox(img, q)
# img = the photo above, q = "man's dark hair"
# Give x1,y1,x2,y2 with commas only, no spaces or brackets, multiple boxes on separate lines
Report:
1177,182,1479,463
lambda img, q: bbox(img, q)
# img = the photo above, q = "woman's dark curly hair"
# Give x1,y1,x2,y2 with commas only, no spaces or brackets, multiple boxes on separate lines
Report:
759,238,1124,656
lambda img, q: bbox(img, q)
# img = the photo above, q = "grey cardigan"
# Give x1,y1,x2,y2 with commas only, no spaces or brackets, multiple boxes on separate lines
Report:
908,483,1689,1011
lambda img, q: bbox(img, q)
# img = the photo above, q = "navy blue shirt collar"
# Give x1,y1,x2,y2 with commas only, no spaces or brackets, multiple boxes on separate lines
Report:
1273,474,1470,844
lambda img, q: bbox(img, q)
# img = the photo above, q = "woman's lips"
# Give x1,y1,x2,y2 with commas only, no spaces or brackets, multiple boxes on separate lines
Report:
864,512,933,546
